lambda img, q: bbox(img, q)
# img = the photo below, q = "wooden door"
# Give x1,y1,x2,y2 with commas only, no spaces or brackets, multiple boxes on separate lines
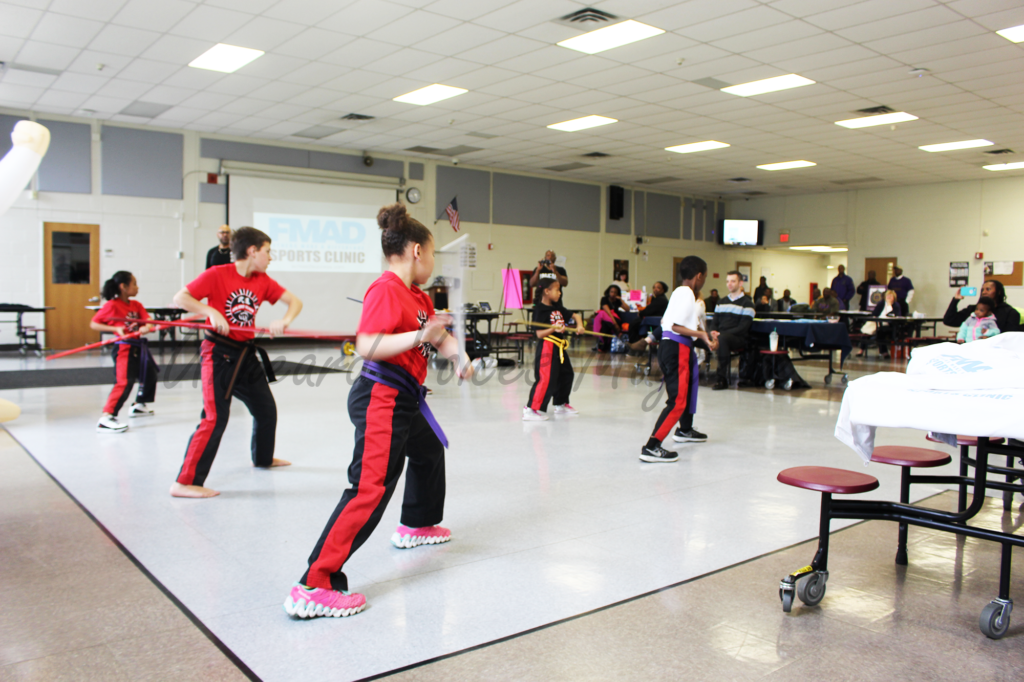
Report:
44,222,100,350
864,257,897,285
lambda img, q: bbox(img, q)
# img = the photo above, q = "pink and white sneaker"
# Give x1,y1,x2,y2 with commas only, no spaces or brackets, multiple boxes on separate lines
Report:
522,407,549,421
283,583,366,618
553,404,579,415
390,524,451,549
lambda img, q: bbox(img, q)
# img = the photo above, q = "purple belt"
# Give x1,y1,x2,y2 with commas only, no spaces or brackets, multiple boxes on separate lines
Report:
360,360,448,449
114,337,159,387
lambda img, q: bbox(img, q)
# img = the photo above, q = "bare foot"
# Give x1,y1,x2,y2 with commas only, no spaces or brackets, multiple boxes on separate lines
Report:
170,482,220,498
255,458,292,468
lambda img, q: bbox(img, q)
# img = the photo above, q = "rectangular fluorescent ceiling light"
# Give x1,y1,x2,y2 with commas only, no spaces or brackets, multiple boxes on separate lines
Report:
188,44,264,73
757,160,816,171
665,140,729,154
984,162,1024,171
557,20,664,54
721,74,814,97
835,112,918,128
547,115,616,132
394,84,467,105
789,246,847,252
919,139,994,152
996,24,1024,42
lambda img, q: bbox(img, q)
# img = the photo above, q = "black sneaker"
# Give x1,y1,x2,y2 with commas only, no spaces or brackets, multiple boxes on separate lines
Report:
673,428,707,443
640,444,679,463
712,380,729,391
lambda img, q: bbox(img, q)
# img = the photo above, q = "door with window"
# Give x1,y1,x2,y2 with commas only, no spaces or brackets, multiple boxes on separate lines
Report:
44,223,100,350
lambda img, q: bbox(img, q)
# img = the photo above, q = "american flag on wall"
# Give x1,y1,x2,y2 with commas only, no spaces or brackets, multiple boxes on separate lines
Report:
442,196,459,232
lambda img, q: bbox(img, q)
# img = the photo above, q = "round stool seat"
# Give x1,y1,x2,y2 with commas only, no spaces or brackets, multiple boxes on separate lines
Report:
871,446,951,468
924,434,1006,446
778,466,879,494
759,350,788,355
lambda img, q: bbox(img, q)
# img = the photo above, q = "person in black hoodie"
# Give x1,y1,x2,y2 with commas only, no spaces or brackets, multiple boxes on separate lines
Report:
856,270,879,311
628,280,669,345
709,271,755,390
943,279,1020,333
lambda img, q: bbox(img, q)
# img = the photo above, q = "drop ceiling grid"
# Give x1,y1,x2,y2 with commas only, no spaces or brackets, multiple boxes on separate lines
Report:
0,0,1022,195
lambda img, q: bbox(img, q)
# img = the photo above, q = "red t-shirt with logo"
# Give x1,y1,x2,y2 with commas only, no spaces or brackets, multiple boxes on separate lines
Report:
92,298,150,333
358,271,434,384
185,264,285,341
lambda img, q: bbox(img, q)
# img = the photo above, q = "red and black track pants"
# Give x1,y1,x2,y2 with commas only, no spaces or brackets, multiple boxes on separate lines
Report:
103,341,157,416
176,338,276,487
650,335,698,442
302,374,445,592
526,338,573,412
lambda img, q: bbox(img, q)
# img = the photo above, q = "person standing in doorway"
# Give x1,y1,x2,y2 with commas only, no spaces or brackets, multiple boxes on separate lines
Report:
206,224,232,269
831,264,855,310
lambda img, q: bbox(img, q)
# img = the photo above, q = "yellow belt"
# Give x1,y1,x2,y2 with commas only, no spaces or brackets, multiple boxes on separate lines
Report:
544,335,568,362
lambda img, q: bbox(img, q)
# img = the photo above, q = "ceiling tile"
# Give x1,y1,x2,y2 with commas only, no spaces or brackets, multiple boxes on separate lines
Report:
168,5,253,43
362,48,445,77
469,0,581,33
111,0,197,32
676,4,794,42
318,1,415,37
639,0,760,32
235,53,308,80
0,82,43,105
803,0,935,31
224,16,307,52
205,0,278,13
117,59,181,85
11,40,81,70
320,38,402,69
140,35,214,65
274,27,352,61
457,34,548,65
366,10,461,46
29,12,104,49
0,5,43,39
413,22,507,57
87,24,162,58
262,0,352,25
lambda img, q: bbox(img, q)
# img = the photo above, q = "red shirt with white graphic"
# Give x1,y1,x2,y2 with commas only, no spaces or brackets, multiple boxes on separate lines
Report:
358,271,434,384
92,298,151,334
185,263,285,341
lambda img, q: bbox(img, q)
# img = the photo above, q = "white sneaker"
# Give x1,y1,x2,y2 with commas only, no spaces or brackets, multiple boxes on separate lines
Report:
97,414,128,433
129,403,154,417
522,407,549,421
553,404,579,415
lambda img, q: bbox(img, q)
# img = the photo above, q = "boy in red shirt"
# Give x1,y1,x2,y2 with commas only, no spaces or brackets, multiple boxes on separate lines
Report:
285,203,472,619
170,226,303,499
90,271,158,433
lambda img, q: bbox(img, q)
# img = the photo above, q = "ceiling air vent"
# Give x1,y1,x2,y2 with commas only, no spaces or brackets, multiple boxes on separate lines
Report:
340,113,374,121
743,191,768,196
854,105,896,115
638,176,680,185
554,8,618,28
583,151,609,157
984,149,1015,155
545,162,593,172
466,131,497,139
727,177,751,183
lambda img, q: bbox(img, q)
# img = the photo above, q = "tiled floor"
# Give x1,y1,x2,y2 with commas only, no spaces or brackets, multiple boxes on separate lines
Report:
0,345,1018,681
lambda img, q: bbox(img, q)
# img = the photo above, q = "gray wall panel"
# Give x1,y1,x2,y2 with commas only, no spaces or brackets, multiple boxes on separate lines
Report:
683,197,693,240
199,183,226,204
493,173,547,228
309,150,402,177
646,192,680,239
709,201,723,242
101,126,183,200
200,138,309,168
409,162,424,181
693,200,705,241
633,191,646,235
606,188,631,234
549,180,599,232
37,120,91,194
436,166,490,223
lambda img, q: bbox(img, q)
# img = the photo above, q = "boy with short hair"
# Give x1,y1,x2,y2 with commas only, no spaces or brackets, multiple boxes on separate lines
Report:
640,256,717,463
170,226,303,498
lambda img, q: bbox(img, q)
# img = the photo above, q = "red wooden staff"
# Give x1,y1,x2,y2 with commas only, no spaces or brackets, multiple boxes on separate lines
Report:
46,329,147,361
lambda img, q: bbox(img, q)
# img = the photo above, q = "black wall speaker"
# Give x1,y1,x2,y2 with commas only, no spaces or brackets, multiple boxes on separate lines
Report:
609,185,624,220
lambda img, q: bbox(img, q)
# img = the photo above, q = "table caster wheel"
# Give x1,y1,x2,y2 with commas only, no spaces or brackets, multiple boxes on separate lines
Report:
841,374,849,385
780,587,795,613
765,379,775,389
980,601,1011,639
824,374,832,385
797,571,827,607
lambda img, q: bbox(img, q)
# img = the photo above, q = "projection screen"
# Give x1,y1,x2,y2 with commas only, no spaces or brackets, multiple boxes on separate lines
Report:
228,175,397,334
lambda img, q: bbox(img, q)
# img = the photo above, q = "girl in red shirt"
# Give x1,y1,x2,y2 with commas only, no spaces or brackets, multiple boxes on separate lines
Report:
286,203,472,619
90,271,158,433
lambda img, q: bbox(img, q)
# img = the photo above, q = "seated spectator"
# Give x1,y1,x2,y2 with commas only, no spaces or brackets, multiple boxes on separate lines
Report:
957,297,1001,343
755,294,773,314
709,271,755,390
776,289,796,312
628,281,669,347
944,279,1021,333
705,288,720,313
856,289,903,358
810,287,840,315
594,284,628,352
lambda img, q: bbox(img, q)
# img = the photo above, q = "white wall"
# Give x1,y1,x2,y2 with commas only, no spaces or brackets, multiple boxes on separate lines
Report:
735,175,1024,317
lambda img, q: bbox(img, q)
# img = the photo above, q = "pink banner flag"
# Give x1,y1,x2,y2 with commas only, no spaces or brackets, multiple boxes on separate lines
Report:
502,268,523,310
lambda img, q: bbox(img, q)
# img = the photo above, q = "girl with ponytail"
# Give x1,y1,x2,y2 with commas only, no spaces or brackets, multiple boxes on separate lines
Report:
89,271,158,433
286,203,473,619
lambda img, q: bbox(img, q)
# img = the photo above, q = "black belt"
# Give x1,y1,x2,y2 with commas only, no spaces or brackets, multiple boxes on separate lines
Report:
205,333,277,398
